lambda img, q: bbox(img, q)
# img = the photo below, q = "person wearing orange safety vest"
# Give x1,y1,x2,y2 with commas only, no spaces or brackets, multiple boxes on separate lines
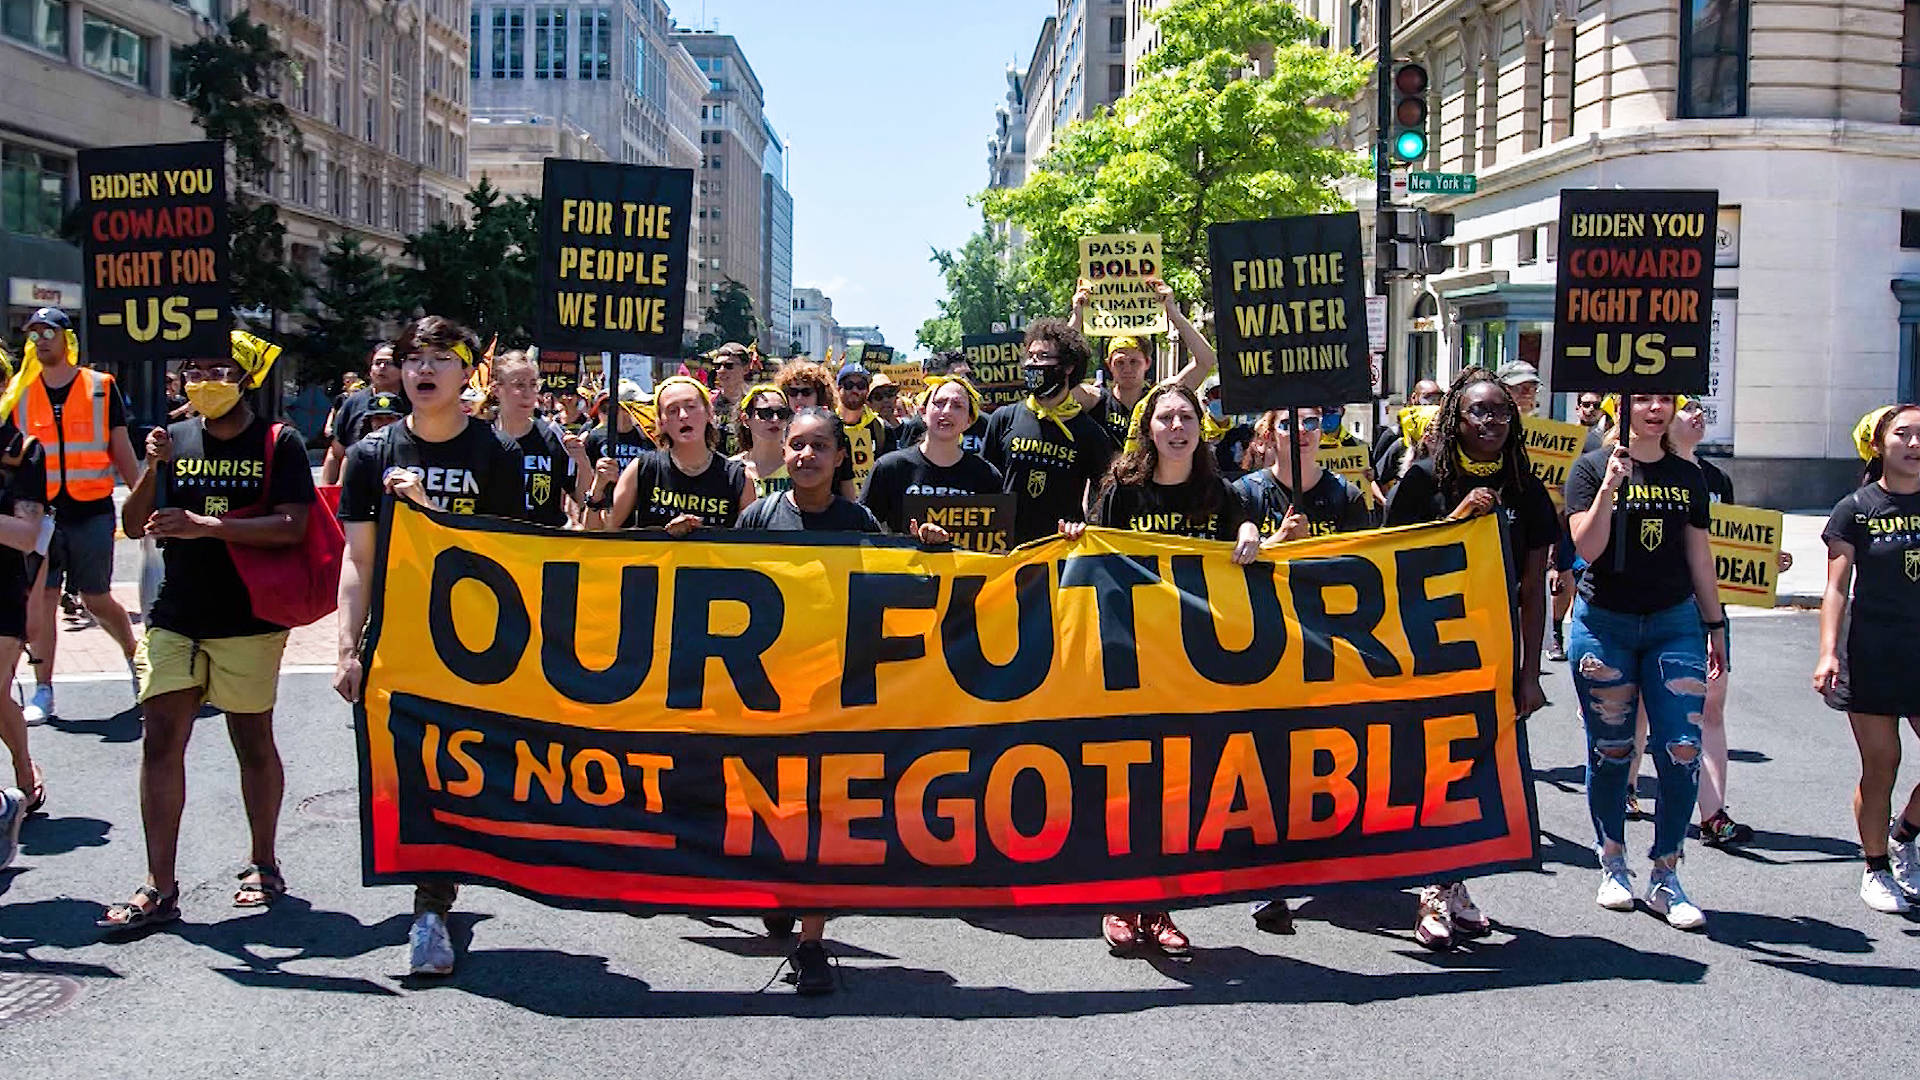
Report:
10,308,140,725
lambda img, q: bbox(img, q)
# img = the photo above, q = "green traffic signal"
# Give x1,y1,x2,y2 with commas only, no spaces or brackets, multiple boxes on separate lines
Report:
1393,129,1428,162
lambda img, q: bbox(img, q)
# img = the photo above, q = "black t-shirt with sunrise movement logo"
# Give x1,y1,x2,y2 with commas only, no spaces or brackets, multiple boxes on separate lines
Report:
1824,483,1920,628
1236,467,1374,538
983,402,1118,544
153,417,317,639
511,419,576,528
1565,449,1711,614
338,418,526,522
621,449,746,529
1091,477,1249,542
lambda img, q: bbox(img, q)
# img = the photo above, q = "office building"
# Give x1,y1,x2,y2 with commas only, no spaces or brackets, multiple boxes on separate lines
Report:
790,285,836,364
761,115,791,351
674,29,768,337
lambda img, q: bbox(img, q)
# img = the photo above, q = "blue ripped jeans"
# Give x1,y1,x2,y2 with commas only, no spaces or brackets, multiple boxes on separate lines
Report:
1568,597,1706,862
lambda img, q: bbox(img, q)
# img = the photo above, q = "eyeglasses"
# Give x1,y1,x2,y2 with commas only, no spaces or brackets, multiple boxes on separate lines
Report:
1025,351,1062,362
401,353,465,371
748,405,793,422
498,378,540,392
870,390,898,401
841,382,870,393
1577,399,1603,411
787,386,819,397
181,366,241,383
1463,403,1510,423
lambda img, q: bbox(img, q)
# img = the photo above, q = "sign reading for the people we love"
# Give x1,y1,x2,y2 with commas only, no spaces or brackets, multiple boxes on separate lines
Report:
1207,213,1372,415
960,331,1027,411
535,160,694,356
1552,189,1717,395
1079,234,1168,337
1709,503,1783,609
77,141,230,361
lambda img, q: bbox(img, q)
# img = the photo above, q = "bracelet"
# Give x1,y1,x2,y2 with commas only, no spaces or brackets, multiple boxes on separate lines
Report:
1703,619,1727,631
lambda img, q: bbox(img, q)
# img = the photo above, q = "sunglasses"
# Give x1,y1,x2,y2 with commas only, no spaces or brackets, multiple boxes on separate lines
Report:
787,385,819,397
748,405,793,422
713,361,739,371
870,390,898,401
27,327,60,341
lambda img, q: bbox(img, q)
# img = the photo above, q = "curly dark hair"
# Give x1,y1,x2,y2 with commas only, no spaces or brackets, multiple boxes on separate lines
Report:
927,348,966,375
775,361,841,413
394,316,481,365
1024,317,1092,385
1099,381,1222,518
1422,366,1536,507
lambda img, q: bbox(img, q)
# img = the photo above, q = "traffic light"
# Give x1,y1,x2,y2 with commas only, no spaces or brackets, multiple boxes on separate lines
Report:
1380,208,1455,277
1391,62,1430,163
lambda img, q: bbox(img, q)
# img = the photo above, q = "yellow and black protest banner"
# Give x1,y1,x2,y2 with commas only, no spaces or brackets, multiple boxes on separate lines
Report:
1207,213,1372,415
1320,442,1374,511
78,141,229,360
960,331,1027,411
1709,503,1782,608
1521,415,1589,507
358,504,1536,912
1551,189,1716,395
902,493,1014,554
535,160,694,355
877,360,926,400
1079,234,1169,337
537,350,580,396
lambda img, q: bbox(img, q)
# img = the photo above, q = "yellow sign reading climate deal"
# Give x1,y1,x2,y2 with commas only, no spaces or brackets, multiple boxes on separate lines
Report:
1708,502,1783,608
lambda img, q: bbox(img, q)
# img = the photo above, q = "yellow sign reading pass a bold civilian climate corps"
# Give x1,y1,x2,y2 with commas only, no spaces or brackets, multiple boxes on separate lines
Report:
357,504,1537,913
1080,233,1169,337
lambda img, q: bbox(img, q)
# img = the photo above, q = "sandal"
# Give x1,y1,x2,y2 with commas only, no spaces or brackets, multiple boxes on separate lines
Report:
23,766,44,816
233,863,286,908
97,884,180,933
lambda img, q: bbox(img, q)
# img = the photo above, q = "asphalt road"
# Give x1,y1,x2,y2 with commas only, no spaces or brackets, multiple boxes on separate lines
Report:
1,609,1914,1079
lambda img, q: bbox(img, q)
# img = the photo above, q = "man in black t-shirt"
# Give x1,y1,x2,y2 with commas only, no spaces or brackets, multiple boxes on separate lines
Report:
99,351,317,935
983,319,1117,545
322,342,405,485
1236,407,1375,540
334,316,526,978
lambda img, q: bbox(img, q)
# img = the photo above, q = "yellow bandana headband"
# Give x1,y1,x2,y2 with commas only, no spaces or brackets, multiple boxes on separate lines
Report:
1855,405,1895,462
1107,336,1145,356
741,382,786,409
922,374,984,421
654,374,712,406
229,330,283,389
450,342,475,367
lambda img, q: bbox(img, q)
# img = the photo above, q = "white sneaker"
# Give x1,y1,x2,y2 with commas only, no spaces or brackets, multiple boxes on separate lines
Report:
127,658,142,706
1596,854,1636,911
1414,884,1454,950
407,912,455,976
0,787,23,870
1860,868,1912,914
1646,868,1707,929
21,685,52,727
1888,831,1920,900
1445,881,1491,937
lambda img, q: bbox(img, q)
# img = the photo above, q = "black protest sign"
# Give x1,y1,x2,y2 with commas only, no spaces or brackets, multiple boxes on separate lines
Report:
538,350,579,396
1552,189,1716,395
960,331,1027,411
903,493,1015,554
1207,213,1370,414
856,344,895,368
535,160,694,355
77,141,230,361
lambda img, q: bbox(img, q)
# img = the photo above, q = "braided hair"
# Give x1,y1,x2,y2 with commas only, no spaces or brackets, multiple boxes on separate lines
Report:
1423,366,1536,507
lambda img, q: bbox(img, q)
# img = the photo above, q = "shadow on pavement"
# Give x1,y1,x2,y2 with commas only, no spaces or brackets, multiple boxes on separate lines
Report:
0,897,130,951
1749,956,1920,988
171,896,417,976
960,913,1100,940
19,815,112,858
1704,910,1874,957
46,708,142,744
1707,830,1860,867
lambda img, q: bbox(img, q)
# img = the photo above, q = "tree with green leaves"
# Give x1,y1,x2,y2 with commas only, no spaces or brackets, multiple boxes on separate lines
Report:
918,220,1051,351
690,279,759,353
176,12,305,325
397,178,542,346
300,234,404,387
982,0,1367,310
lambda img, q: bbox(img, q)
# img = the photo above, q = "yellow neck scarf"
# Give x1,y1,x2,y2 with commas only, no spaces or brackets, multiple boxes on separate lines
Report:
1456,447,1503,477
1025,393,1082,438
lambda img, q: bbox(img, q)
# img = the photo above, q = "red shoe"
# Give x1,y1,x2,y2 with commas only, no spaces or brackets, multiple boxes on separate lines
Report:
1101,913,1140,954
1140,911,1191,956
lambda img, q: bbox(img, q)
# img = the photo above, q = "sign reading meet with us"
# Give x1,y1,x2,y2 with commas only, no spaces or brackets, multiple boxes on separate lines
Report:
1207,213,1371,415
78,141,230,362
535,160,694,356
1552,189,1716,395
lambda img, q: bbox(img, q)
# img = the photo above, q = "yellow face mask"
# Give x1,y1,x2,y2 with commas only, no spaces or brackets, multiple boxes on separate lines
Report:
185,379,243,420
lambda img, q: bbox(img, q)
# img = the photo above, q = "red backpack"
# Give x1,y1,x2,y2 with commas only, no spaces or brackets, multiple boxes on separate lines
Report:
214,421,346,628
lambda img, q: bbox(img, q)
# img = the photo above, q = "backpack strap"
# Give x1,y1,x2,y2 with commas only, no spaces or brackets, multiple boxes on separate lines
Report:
253,422,282,512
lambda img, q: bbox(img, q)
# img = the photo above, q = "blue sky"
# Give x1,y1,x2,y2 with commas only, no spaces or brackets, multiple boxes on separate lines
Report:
684,0,1045,353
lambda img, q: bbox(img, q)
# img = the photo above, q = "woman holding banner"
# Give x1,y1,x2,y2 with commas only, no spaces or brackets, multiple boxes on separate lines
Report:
775,362,861,498
597,376,752,534
736,406,883,994
1564,394,1726,931
732,383,795,500
1061,380,1259,957
1383,368,1555,950
861,376,1003,538
1816,404,1920,914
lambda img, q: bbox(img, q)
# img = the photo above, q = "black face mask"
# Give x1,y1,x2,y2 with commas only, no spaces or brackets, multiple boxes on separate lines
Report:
1023,362,1069,399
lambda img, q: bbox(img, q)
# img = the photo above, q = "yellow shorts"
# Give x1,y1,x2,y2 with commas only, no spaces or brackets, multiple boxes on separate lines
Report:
136,627,290,716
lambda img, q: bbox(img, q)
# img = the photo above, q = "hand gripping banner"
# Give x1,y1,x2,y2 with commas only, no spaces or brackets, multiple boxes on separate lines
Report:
358,503,1538,912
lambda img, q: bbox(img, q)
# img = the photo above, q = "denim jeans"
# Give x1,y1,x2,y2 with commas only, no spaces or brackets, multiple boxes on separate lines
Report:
1568,597,1706,861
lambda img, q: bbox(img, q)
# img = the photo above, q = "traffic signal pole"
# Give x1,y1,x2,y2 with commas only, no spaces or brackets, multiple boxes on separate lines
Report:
1373,0,1394,398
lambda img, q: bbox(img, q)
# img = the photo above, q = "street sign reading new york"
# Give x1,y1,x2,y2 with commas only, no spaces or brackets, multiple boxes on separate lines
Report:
1410,172,1477,195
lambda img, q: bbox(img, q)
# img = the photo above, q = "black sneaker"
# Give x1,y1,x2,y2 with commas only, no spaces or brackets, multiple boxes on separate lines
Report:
762,914,795,939
1700,809,1754,847
1251,898,1295,934
791,940,834,996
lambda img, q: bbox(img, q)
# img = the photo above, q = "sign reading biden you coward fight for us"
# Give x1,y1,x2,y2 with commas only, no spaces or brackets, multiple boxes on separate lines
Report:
1552,189,1717,395
535,160,694,356
960,331,1029,412
78,141,230,362
1207,214,1372,416
1080,234,1169,337
358,500,1538,912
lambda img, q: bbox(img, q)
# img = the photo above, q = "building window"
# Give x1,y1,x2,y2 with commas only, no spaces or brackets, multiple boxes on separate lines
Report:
1678,0,1747,118
364,92,377,141
1902,210,1920,249
1108,64,1124,95
451,134,463,175
1108,15,1124,46
82,13,150,86
534,7,566,78
169,44,190,98
1904,0,1920,124
3,0,68,57
392,105,404,154
294,149,313,204
492,7,525,79
580,7,609,80
330,166,347,216
470,6,480,77
331,77,344,127
1,145,70,238
709,77,722,92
